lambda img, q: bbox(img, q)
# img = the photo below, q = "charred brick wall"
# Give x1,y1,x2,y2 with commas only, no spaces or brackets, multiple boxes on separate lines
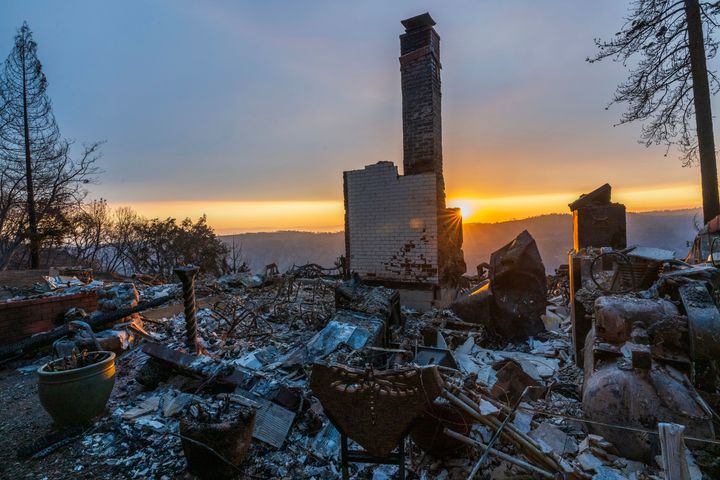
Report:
400,14,445,207
0,292,98,347
344,162,439,285
342,13,465,296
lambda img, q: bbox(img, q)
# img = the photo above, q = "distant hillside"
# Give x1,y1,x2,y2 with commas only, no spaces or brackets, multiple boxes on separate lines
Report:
221,231,345,273
220,209,701,273
462,208,699,272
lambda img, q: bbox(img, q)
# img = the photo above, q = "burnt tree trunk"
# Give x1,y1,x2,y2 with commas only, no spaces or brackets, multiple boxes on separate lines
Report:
20,42,39,269
685,0,720,224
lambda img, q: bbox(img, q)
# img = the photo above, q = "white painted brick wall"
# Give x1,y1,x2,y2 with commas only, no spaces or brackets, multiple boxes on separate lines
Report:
345,162,439,284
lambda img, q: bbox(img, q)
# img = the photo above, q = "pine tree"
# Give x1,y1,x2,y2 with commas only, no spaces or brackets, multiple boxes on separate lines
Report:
0,22,100,268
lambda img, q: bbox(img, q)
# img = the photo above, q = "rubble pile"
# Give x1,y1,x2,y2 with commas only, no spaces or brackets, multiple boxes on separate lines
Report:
0,243,718,480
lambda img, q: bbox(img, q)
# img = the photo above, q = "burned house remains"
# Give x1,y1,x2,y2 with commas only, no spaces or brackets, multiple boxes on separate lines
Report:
2,11,720,480
343,13,465,310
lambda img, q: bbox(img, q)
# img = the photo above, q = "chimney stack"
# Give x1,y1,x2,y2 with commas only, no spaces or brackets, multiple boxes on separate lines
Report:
400,13,445,207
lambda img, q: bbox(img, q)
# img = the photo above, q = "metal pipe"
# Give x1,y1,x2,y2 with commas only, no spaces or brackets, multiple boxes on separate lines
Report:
174,265,200,353
443,429,554,479
443,388,556,472
467,386,530,480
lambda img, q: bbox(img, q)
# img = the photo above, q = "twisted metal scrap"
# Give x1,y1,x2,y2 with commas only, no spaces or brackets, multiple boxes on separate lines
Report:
174,265,200,353
213,296,273,342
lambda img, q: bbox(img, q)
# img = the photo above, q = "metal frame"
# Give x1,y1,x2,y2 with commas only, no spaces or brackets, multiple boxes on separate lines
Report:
340,434,405,480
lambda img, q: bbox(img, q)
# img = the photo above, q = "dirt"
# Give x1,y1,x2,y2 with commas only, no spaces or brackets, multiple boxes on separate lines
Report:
0,351,175,480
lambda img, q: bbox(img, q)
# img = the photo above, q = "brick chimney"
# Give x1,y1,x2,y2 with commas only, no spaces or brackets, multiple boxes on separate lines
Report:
399,12,445,207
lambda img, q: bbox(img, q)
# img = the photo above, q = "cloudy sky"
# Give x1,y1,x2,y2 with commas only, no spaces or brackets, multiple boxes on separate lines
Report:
1,1,712,232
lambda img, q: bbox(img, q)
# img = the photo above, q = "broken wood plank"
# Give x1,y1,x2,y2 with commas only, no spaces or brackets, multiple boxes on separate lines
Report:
659,422,691,480
142,342,257,390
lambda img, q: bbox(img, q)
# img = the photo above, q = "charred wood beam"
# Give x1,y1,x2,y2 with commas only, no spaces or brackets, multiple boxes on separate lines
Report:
141,342,257,389
658,422,692,480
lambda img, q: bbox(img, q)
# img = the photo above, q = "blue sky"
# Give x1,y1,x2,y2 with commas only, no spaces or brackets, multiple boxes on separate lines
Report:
0,1,712,231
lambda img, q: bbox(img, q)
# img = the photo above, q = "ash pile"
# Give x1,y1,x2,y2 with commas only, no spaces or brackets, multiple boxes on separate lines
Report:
1,192,720,479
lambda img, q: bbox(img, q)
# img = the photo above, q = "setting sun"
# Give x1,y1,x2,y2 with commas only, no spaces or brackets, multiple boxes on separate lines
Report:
456,203,472,219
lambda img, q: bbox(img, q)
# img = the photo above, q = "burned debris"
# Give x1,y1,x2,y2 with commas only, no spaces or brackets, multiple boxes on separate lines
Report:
343,12,465,312
0,15,719,480
2,234,720,479
452,230,547,340
569,183,627,252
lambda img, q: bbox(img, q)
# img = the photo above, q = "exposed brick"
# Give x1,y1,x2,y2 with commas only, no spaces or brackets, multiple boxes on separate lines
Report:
345,164,439,284
342,14,465,292
0,292,98,346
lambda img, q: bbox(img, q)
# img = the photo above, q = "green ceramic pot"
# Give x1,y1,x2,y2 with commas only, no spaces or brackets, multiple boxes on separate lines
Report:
37,351,116,425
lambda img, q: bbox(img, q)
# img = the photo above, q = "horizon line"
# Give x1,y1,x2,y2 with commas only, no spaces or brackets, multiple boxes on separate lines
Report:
214,205,701,236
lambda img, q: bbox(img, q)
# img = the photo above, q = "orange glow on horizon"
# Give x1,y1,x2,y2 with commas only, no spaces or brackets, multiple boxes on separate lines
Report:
448,182,701,224
108,182,701,233
107,200,345,234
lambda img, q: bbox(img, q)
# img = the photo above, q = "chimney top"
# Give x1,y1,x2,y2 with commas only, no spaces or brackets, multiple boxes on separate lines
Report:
401,13,436,32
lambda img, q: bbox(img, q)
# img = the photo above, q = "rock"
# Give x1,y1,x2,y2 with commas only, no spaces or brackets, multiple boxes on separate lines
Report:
122,396,161,421
511,404,533,434
162,392,196,417
134,418,165,430
577,451,604,472
579,434,616,454
371,464,398,480
592,466,627,480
